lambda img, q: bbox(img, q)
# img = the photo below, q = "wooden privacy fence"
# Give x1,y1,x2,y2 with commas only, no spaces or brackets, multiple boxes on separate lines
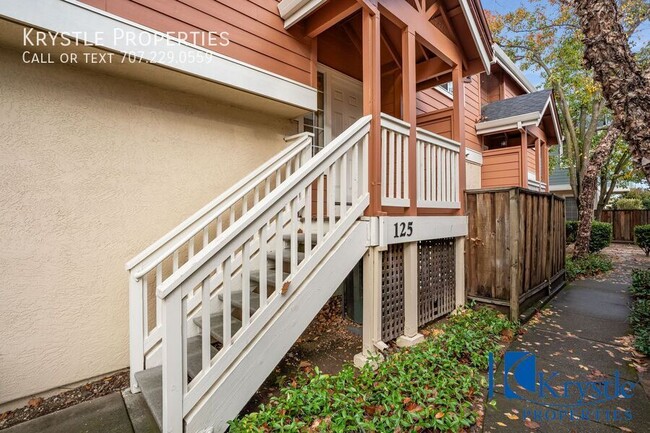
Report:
466,188,566,320
600,210,650,243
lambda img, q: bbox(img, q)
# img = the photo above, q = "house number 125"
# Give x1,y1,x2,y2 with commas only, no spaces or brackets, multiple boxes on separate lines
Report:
393,222,414,238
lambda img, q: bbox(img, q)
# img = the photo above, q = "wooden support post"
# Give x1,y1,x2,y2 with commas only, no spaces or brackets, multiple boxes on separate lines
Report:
535,138,541,184
397,242,424,347
452,65,466,214
129,275,144,393
454,237,466,310
402,28,417,216
520,129,528,189
363,8,383,216
162,290,184,433
354,247,384,368
543,141,550,191
508,189,521,321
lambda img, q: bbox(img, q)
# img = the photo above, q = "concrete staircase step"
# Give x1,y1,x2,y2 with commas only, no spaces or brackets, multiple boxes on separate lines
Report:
218,290,261,313
191,311,242,343
134,336,213,431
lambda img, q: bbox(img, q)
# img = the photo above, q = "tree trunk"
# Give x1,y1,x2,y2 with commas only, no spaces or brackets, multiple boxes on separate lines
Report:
568,0,650,184
574,125,621,259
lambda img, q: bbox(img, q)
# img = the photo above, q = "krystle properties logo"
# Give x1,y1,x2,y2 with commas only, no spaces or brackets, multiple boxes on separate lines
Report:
488,352,637,423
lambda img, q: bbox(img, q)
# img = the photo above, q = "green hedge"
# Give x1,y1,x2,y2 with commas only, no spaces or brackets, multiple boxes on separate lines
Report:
229,307,516,432
589,222,613,253
634,225,650,257
565,221,612,253
631,269,650,356
566,221,578,244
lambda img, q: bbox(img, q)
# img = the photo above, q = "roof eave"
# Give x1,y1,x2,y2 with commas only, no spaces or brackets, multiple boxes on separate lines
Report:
492,44,536,93
459,0,494,74
476,112,542,135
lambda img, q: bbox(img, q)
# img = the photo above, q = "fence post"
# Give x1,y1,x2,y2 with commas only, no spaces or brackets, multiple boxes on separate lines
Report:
454,236,466,310
397,242,424,347
508,189,520,321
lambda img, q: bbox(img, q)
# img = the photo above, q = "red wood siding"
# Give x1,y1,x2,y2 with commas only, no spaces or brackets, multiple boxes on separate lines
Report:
80,0,313,85
417,108,454,139
504,75,525,99
464,75,481,152
481,147,522,188
416,88,452,114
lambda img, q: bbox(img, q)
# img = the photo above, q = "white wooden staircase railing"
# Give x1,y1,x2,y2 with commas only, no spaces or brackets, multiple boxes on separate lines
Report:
127,117,372,433
126,132,313,390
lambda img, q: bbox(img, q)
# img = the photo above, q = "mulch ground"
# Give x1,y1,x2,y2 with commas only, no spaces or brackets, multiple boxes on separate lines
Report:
0,370,129,430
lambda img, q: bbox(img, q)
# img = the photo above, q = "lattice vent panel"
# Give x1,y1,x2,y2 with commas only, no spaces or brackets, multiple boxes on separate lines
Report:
381,244,405,342
418,238,456,327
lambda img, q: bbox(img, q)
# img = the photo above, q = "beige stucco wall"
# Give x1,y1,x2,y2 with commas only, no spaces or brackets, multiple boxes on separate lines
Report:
466,162,482,190
0,47,295,406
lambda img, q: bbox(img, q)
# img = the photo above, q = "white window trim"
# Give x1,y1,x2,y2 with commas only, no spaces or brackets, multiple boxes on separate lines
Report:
0,0,317,111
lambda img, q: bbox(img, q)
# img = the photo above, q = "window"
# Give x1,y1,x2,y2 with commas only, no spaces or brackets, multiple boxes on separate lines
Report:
299,72,325,153
436,82,453,98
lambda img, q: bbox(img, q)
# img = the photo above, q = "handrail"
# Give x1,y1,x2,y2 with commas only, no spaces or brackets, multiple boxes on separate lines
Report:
156,116,371,431
126,132,313,279
157,115,371,299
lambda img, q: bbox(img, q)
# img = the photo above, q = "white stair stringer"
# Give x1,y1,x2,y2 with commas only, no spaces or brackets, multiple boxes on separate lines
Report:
185,220,369,433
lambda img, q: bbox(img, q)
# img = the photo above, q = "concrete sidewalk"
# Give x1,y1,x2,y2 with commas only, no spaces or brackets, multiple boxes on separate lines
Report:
483,276,650,433
2,391,158,433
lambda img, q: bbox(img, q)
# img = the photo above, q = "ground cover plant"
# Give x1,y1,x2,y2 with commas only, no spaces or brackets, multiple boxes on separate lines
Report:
229,307,516,432
565,253,614,280
630,269,650,355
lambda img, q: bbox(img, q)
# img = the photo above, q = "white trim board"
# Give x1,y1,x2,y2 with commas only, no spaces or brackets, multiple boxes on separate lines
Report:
378,216,468,247
466,148,483,165
459,0,492,74
0,0,317,112
278,0,328,29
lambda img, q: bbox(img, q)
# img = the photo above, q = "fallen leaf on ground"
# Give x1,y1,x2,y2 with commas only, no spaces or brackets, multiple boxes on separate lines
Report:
524,419,540,429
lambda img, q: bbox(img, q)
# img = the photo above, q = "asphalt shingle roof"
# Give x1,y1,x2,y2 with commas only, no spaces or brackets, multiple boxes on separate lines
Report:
481,89,552,122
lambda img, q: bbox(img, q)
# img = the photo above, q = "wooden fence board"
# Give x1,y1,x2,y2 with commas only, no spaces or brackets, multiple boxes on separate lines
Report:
466,188,566,320
600,210,650,242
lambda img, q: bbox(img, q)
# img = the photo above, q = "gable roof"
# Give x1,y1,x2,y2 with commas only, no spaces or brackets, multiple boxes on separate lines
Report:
476,89,563,145
481,90,552,122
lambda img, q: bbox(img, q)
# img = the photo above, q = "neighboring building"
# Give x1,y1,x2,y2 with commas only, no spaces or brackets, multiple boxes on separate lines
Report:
549,168,579,219
0,1,560,432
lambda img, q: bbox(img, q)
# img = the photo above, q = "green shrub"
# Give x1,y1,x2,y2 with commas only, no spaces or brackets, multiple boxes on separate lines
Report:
630,267,650,356
565,221,612,252
566,221,578,244
631,299,650,355
634,225,650,257
614,198,644,210
643,197,650,210
229,308,516,432
566,254,614,281
589,222,613,253
631,269,650,299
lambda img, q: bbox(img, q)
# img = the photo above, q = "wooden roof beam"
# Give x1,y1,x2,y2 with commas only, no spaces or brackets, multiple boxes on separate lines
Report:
304,0,361,38
416,57,451,83
426,1,440,20
378,0,462,66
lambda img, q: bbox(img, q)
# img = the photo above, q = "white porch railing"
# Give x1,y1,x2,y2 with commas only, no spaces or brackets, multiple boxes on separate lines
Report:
126,132,313,391
155,117,370,432
527,175,548,192
380,113,411,207
416,128,461,209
